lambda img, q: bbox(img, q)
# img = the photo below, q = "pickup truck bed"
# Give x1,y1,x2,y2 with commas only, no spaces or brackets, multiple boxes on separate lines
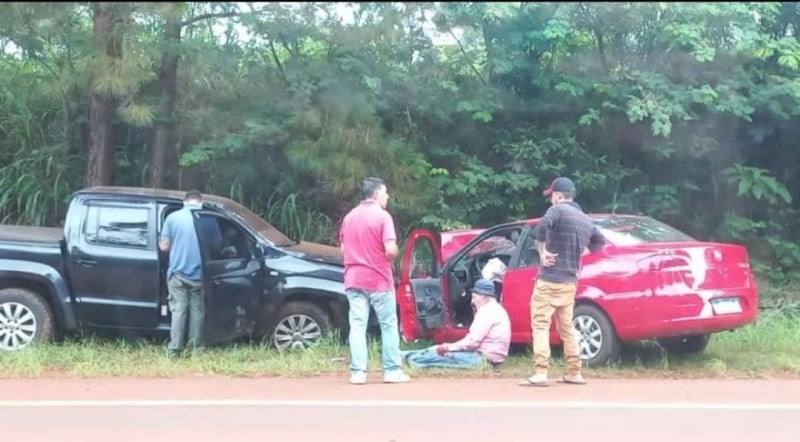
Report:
0,225,63,244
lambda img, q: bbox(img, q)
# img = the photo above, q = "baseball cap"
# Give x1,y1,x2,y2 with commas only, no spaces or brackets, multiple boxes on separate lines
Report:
542,177,577,197
472,278,497,298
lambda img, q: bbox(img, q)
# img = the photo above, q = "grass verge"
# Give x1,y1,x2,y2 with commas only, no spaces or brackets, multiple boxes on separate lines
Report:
1,310,799,380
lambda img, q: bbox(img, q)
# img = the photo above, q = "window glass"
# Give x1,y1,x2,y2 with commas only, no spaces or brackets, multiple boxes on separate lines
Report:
593,216,695,245
205,214,256,260
410,237,437,279
85,205,149,248
513,229,541,269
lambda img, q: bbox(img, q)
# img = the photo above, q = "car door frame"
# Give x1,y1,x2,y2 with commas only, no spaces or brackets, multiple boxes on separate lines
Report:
397,228,446,342
195,208,265,344
499,223,542,341
66,198,161,329
398,222,530,342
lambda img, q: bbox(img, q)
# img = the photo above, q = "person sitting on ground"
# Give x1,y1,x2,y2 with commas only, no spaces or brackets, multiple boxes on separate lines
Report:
402,279,511,370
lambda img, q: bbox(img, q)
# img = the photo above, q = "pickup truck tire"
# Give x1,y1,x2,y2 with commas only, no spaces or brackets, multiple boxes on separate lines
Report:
272,301,330,351
0,288,54,351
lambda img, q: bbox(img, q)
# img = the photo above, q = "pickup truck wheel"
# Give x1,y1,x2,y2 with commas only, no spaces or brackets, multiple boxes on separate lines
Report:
658,334,710,355
272,302,330,351
573,304,620,367
0,288,54,351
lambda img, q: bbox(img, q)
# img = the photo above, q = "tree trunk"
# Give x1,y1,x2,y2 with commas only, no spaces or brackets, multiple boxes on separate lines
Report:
148,10,182,189
85,2,122,187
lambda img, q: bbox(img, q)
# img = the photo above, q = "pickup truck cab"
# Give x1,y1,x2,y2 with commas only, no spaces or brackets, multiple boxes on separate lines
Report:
0,186,348,352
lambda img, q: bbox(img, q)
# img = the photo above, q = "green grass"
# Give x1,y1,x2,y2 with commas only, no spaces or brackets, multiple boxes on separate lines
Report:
2,310,800,379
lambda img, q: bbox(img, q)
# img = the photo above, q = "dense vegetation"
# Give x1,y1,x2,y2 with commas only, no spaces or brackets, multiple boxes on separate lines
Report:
2,2,799,284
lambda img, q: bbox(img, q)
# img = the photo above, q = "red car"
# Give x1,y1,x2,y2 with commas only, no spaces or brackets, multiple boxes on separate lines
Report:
396,214,759,366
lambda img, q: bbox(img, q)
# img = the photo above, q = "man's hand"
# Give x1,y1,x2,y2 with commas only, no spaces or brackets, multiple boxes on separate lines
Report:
435,344,448,356
541,248,558,267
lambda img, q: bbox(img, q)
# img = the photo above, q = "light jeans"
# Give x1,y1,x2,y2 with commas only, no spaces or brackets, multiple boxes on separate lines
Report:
401,346,488,370
346,288,403,375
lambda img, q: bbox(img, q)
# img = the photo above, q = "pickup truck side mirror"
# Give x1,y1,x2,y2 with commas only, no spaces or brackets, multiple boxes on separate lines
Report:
256,243,268,257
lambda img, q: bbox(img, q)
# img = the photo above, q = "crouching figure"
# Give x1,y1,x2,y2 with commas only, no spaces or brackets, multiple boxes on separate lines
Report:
402,279,511,370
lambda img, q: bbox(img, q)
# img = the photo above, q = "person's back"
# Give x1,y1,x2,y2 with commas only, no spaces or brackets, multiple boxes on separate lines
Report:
163,207,203,281
340,201,395,292
474,300,511,363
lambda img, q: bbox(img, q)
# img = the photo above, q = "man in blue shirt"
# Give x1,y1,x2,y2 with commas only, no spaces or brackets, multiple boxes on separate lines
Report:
159,190,220,357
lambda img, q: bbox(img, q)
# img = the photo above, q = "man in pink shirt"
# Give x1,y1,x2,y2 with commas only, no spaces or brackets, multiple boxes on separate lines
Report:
402,279,511,370
339,177,410,385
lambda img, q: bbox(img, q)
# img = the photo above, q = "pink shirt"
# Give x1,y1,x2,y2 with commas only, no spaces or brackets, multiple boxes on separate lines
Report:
339,200,397,292
446,300,511,363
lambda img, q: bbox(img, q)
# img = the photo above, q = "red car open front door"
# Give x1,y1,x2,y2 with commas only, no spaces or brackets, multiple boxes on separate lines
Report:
397,229,447,342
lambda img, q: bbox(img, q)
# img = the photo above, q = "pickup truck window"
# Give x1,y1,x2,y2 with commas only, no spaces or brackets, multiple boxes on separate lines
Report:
208,214,257,260
85,205,150,249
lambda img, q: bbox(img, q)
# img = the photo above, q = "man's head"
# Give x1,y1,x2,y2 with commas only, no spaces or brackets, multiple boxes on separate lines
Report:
542,177,576,205
471,278,498,307
362,176,390,209
184,189,203,208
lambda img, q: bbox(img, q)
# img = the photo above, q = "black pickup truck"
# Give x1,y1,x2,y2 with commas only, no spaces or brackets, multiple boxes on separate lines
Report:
0,186,350,352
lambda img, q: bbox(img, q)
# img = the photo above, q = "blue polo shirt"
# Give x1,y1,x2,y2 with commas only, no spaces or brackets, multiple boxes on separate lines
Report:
161,206,204,281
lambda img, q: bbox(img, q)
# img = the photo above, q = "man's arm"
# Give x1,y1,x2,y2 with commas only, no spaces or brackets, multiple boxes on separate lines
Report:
536,206,559,264
536,240,547,256
338,219,346,256
383,214,399,261
159,217,173,252
384,240,398,260
586,225,606,253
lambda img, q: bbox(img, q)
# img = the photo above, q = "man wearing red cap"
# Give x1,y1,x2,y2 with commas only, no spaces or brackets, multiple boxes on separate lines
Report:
521,177,606,386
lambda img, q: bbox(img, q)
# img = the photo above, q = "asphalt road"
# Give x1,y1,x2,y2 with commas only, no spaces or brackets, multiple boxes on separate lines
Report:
2,377,800,442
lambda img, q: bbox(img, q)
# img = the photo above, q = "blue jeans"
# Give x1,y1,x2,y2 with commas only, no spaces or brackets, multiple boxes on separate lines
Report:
401,346,487,370
346,288,403,375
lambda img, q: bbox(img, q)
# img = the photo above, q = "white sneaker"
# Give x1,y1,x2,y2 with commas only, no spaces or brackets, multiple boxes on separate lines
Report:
383,371,411,383
349,372,367,385
520,373,548,386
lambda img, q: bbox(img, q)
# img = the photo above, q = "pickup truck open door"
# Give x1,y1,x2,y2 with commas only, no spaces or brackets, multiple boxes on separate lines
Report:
193,210,263,344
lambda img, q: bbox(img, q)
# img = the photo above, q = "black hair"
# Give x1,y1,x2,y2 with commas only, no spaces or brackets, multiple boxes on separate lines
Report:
361,177,386,200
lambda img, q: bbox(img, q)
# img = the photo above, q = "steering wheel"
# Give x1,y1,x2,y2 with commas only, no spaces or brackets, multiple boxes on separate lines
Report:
473,255,490,278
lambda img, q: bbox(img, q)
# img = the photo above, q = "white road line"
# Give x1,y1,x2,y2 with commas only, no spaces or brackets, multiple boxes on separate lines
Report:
0,399,799,410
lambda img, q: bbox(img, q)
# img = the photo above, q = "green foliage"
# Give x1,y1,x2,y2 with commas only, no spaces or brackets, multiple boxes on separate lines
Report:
1,1,800,283
261,193,335,245
723,164,792,205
